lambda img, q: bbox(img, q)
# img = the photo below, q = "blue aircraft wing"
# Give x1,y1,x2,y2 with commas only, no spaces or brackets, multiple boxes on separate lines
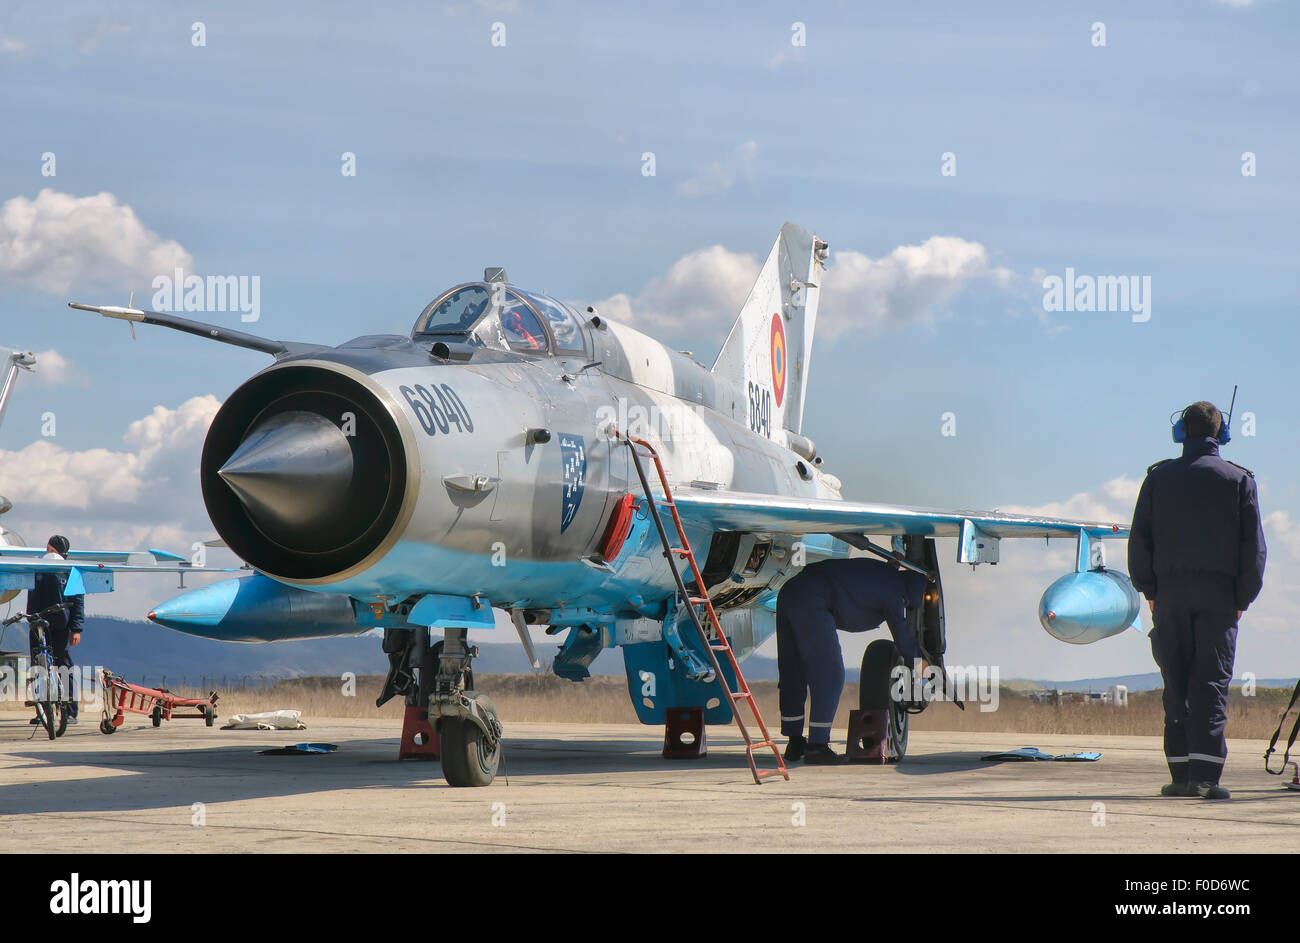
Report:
667,488,1128,542
0,556,235,595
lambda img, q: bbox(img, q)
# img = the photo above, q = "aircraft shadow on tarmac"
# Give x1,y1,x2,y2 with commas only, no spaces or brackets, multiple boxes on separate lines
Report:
2,728,1288,816
0,731,793,815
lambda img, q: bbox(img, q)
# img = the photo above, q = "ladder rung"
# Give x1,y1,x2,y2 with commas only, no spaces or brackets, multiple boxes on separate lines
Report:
670,548,692,556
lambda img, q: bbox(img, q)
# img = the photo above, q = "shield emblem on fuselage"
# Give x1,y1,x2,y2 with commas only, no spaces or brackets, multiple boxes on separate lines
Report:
559,433,586,533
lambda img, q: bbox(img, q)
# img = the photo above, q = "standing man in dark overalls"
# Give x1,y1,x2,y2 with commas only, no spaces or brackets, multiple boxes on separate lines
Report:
1129,401,1266,800
776,557,928,765
28,534,85,725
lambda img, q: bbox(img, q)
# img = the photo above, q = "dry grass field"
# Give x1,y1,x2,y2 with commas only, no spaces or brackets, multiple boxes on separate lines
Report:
18,671,1288,741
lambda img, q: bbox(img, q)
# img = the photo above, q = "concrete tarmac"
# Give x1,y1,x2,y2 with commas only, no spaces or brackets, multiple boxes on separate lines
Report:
1,716,1296,853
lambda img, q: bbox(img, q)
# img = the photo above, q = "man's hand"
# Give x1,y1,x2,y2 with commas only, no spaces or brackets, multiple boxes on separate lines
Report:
1237,610,1243,621
69,632,81,647
1148,599,1155,614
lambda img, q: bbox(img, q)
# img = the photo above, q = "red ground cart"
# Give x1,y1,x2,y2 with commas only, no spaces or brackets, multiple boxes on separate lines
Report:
99,669,218,734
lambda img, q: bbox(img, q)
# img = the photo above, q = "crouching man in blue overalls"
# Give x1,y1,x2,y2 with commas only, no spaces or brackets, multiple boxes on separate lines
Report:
776,557,929,765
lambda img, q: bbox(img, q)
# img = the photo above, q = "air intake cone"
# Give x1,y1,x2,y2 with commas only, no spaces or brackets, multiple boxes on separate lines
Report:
218,410,353,550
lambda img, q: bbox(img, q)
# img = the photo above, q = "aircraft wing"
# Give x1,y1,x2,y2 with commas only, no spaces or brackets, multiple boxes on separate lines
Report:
0,556,235,595
668,488,1127,549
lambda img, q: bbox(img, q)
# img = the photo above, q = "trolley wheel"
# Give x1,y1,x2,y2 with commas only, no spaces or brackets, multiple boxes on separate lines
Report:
99,717,117,735
203,705,215,727
151,705,163,727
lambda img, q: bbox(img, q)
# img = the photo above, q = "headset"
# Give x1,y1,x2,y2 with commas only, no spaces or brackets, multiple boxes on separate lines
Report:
1171,385,1236,445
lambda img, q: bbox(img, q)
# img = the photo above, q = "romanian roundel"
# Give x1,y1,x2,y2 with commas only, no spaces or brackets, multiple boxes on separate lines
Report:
769,313,786,408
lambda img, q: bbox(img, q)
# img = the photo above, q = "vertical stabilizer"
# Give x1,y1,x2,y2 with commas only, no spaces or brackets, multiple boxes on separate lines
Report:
711,223,825,438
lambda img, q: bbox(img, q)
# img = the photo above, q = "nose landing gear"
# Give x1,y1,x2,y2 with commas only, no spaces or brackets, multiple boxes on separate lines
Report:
379,624,503,787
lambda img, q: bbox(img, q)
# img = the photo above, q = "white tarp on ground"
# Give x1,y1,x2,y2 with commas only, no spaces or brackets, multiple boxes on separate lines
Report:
221,709,305,730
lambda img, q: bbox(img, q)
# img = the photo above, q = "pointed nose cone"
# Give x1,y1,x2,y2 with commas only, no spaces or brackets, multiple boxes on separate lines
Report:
218,410,353,550
148,579,240,632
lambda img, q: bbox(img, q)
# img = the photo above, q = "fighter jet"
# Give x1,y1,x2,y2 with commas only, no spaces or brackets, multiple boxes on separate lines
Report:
0,345,229,609
71,223,1137,787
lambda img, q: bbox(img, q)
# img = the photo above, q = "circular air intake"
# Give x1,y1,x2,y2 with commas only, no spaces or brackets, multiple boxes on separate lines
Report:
201,364,408,581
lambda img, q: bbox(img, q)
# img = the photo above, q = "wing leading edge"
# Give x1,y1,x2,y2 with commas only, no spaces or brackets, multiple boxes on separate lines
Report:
669,488,1127,543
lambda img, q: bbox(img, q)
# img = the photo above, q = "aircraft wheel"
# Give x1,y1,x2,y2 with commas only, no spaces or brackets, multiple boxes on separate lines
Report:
440,694,501,787
859,639,908,761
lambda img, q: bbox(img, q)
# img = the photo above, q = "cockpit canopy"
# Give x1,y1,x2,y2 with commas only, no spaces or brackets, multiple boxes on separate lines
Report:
413,283,587,356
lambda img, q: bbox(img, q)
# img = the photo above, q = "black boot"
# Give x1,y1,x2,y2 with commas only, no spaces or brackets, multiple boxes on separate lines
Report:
1189,781,1231,800
803,743,848,766
1159,781,1190,797
784,735,806,763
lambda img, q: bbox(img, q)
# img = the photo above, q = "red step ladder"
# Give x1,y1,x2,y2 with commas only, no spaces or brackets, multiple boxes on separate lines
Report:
617,431,789,784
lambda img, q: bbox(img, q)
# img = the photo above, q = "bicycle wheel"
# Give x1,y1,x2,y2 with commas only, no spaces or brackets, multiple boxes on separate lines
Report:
32,655,56,741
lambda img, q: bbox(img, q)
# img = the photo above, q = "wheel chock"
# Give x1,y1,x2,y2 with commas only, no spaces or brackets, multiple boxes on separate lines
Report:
399,705,440,760
846,709,890,764
663,707,707,759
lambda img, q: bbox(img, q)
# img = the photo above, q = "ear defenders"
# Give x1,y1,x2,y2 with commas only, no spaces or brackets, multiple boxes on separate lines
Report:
1171,386,1236,445
1171,408,1229,445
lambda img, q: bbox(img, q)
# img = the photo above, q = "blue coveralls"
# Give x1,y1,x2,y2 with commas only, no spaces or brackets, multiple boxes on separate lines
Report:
1128,436,1267,786
776,558,928,744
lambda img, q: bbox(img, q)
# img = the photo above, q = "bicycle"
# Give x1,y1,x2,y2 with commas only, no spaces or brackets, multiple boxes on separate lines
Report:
2,603,73,740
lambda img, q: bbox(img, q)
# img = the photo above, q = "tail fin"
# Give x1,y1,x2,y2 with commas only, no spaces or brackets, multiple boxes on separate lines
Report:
712,223,825,437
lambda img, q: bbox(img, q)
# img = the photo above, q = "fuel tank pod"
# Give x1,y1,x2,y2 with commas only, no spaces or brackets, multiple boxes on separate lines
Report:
1038,569,1141,645
148,572,364,642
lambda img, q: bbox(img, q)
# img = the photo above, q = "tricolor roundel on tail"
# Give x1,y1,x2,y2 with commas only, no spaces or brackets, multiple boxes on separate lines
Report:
770,313,786,408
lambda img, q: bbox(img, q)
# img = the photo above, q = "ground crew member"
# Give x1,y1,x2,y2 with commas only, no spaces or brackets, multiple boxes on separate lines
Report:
1129,401,1266,800
776,557,928,765
28,534,85,725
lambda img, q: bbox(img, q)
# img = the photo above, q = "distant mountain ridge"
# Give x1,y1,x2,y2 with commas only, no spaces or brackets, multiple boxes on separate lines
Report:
3,617,1293,692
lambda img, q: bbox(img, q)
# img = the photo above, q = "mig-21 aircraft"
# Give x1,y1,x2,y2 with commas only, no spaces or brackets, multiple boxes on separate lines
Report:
70,223,1137,786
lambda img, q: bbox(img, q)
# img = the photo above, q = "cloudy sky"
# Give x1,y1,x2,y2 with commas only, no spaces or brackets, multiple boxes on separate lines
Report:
1,0,1297,681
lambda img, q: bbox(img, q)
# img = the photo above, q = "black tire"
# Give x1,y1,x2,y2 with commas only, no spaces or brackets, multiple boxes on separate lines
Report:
100,717,117,735
32,655,56,741
34,701,56,740
54,704,69,738
203,706,215,727
859,639,908,761
440,694,501,787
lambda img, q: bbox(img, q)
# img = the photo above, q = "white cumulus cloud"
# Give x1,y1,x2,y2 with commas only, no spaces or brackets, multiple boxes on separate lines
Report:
0,189,194,296
819,236,1015,337
28,350,84,387
590,244,760,339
